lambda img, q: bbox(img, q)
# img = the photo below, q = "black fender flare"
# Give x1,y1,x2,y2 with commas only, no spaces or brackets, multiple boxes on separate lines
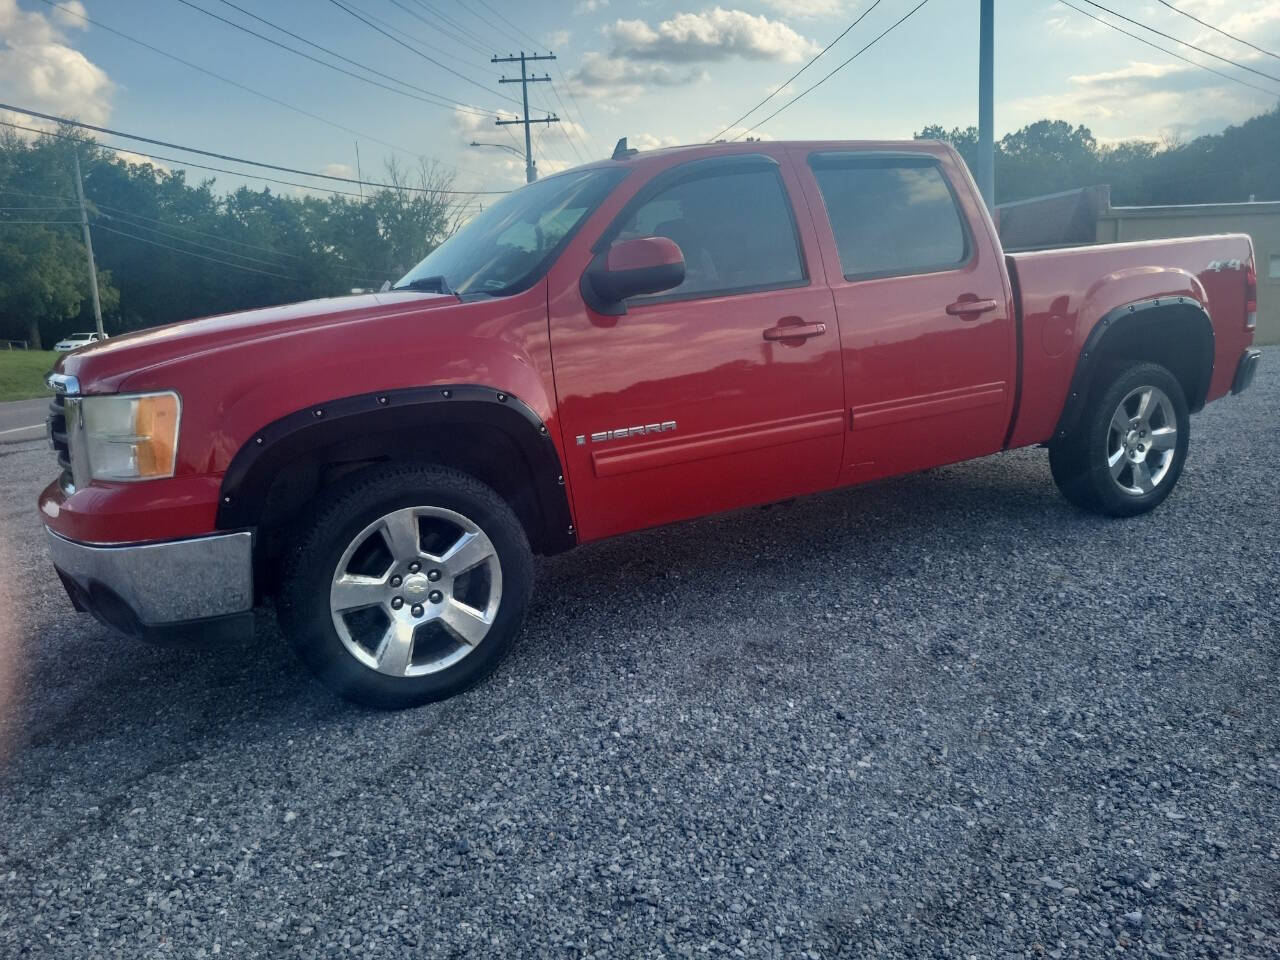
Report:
215,384,576,554
1052,296,1215,442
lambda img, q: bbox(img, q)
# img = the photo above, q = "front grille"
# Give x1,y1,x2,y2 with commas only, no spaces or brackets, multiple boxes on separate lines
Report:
48,392,71,476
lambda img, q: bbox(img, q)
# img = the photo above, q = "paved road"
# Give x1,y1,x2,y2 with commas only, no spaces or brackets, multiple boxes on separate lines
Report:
0,352,1276,959
0,397,49,442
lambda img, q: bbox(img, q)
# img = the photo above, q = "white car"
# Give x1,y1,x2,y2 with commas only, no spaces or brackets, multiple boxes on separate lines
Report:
53,332,108,352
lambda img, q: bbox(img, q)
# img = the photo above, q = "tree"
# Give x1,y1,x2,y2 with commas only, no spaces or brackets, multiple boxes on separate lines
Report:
916,105,1280,206
0,224,116,349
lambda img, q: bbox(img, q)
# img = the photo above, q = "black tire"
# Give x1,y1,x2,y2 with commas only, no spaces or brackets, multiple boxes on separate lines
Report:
276,463,533,709
1049,361,1190,517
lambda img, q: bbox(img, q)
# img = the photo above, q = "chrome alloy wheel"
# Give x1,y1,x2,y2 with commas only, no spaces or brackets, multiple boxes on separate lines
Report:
1106,385,1178,496
329,506,503,677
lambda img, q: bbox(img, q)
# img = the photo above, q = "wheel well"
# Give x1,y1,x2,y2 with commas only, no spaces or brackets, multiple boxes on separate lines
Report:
262,418,540,525
1056,299,1214,441
216,387,575,590
1090,304,1213,411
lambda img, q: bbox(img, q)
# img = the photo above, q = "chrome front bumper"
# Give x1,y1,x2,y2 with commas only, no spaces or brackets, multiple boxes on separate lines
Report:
46,528,254,640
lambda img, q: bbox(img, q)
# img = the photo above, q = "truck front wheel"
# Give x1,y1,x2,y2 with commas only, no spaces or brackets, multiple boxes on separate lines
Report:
1049,362,1190,517
276,464,533,708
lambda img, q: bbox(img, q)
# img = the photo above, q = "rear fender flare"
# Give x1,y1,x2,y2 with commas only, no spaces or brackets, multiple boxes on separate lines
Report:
1053,296,1214,441
215,384,575,554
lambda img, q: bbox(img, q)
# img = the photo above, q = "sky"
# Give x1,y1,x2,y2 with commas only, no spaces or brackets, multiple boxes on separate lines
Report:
3,0,1280,200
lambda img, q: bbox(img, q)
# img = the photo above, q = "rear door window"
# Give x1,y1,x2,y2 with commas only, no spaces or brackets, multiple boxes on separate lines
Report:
809,155,970,280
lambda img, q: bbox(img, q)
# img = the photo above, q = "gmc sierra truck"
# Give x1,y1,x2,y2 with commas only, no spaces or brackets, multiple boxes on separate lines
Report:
40,140,1262,708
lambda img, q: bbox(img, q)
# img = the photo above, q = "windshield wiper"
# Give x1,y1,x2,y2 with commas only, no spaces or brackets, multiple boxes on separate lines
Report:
392,274,458,297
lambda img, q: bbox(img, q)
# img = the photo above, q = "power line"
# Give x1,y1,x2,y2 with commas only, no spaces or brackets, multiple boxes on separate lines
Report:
1057,0,1279,97
172,0,497,117
0,189,70,202
1151,0,1280,63
555,63,601,156
548,83,591,164
0,105,512,195
378,0,556,114
456,1,522,47
0,205,77,211
94,222,301,280
1076,0,1280,84
383,0,489,57
35,0,445,166
332,0,489,71
95,213,302,271
446,0,598,158
96,209,387,280
474,0,543,50
1,118,370,199
0,179,446,281
0,122,481,215
402,0,491,55
328,0,521,107
709,0,886,143
732,0,933,141
95,204,298,259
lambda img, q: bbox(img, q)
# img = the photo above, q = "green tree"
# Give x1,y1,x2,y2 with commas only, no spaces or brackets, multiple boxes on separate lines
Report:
0,224,116,349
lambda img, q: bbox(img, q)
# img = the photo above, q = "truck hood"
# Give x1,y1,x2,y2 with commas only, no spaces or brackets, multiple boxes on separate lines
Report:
57,292,458,391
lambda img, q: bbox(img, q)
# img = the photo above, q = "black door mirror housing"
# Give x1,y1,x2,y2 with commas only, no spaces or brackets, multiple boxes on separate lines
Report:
582,237,686,315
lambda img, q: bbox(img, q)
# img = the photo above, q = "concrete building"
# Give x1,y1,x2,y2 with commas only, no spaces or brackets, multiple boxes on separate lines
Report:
997,186,1279,345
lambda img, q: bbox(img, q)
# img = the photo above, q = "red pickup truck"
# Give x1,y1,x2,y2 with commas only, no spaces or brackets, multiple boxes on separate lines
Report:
41,139,1261,707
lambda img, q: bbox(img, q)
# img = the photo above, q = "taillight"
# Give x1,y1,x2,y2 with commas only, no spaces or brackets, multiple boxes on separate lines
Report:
1246,262,1257,330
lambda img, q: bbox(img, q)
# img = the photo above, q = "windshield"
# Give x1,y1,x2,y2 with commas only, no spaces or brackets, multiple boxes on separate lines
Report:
394,167,625,297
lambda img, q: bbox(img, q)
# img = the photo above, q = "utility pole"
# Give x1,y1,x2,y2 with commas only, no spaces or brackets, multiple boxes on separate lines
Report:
977,0,995,211
355,140,363,201
72,150,104,337
492,52,558,183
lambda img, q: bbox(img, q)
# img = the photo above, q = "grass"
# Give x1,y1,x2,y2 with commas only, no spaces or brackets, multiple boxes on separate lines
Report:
0,350,58,403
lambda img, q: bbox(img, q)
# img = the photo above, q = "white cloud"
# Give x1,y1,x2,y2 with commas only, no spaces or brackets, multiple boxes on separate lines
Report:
632,132,681,150
760,0,845,17
575,0,608,12
567,51,709,100
548,29,571,48
0,0,112,130
320,163,354,178
607,8,820,63
113,149,167,171
49,0,88,30
1005,57,1276,142
1178,0,1280,37
1044,13,1102,40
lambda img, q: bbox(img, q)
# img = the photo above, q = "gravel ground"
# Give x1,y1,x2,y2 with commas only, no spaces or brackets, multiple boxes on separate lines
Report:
1,352,1277,959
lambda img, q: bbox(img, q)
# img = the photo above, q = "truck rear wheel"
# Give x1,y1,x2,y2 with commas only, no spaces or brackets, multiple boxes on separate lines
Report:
276,464,533,708
1049,362,1190,517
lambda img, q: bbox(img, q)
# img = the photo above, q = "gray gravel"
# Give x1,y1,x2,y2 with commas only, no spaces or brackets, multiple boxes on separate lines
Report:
1,350,1277,959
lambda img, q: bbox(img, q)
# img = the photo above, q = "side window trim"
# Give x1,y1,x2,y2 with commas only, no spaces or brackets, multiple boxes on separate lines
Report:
807,151,976,284
590,153,810,307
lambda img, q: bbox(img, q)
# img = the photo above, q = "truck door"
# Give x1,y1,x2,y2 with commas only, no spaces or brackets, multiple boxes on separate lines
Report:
547,152,845,542
794,148,1016,484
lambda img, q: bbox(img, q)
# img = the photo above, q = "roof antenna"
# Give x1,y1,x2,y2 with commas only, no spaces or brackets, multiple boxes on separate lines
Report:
612,137,638,160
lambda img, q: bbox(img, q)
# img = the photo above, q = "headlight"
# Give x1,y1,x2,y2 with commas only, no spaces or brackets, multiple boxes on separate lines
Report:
72,392,181,482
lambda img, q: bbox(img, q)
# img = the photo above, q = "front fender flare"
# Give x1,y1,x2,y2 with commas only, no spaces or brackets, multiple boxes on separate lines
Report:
215,384,575,554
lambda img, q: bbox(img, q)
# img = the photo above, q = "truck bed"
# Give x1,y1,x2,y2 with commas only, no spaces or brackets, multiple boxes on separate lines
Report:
1005,234,1255,448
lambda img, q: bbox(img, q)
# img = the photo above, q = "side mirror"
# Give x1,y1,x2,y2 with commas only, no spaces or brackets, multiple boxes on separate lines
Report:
583,237,686,315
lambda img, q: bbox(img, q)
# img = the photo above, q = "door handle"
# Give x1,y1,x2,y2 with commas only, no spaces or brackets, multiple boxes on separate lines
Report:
945,297,999,318
763,320,827,341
